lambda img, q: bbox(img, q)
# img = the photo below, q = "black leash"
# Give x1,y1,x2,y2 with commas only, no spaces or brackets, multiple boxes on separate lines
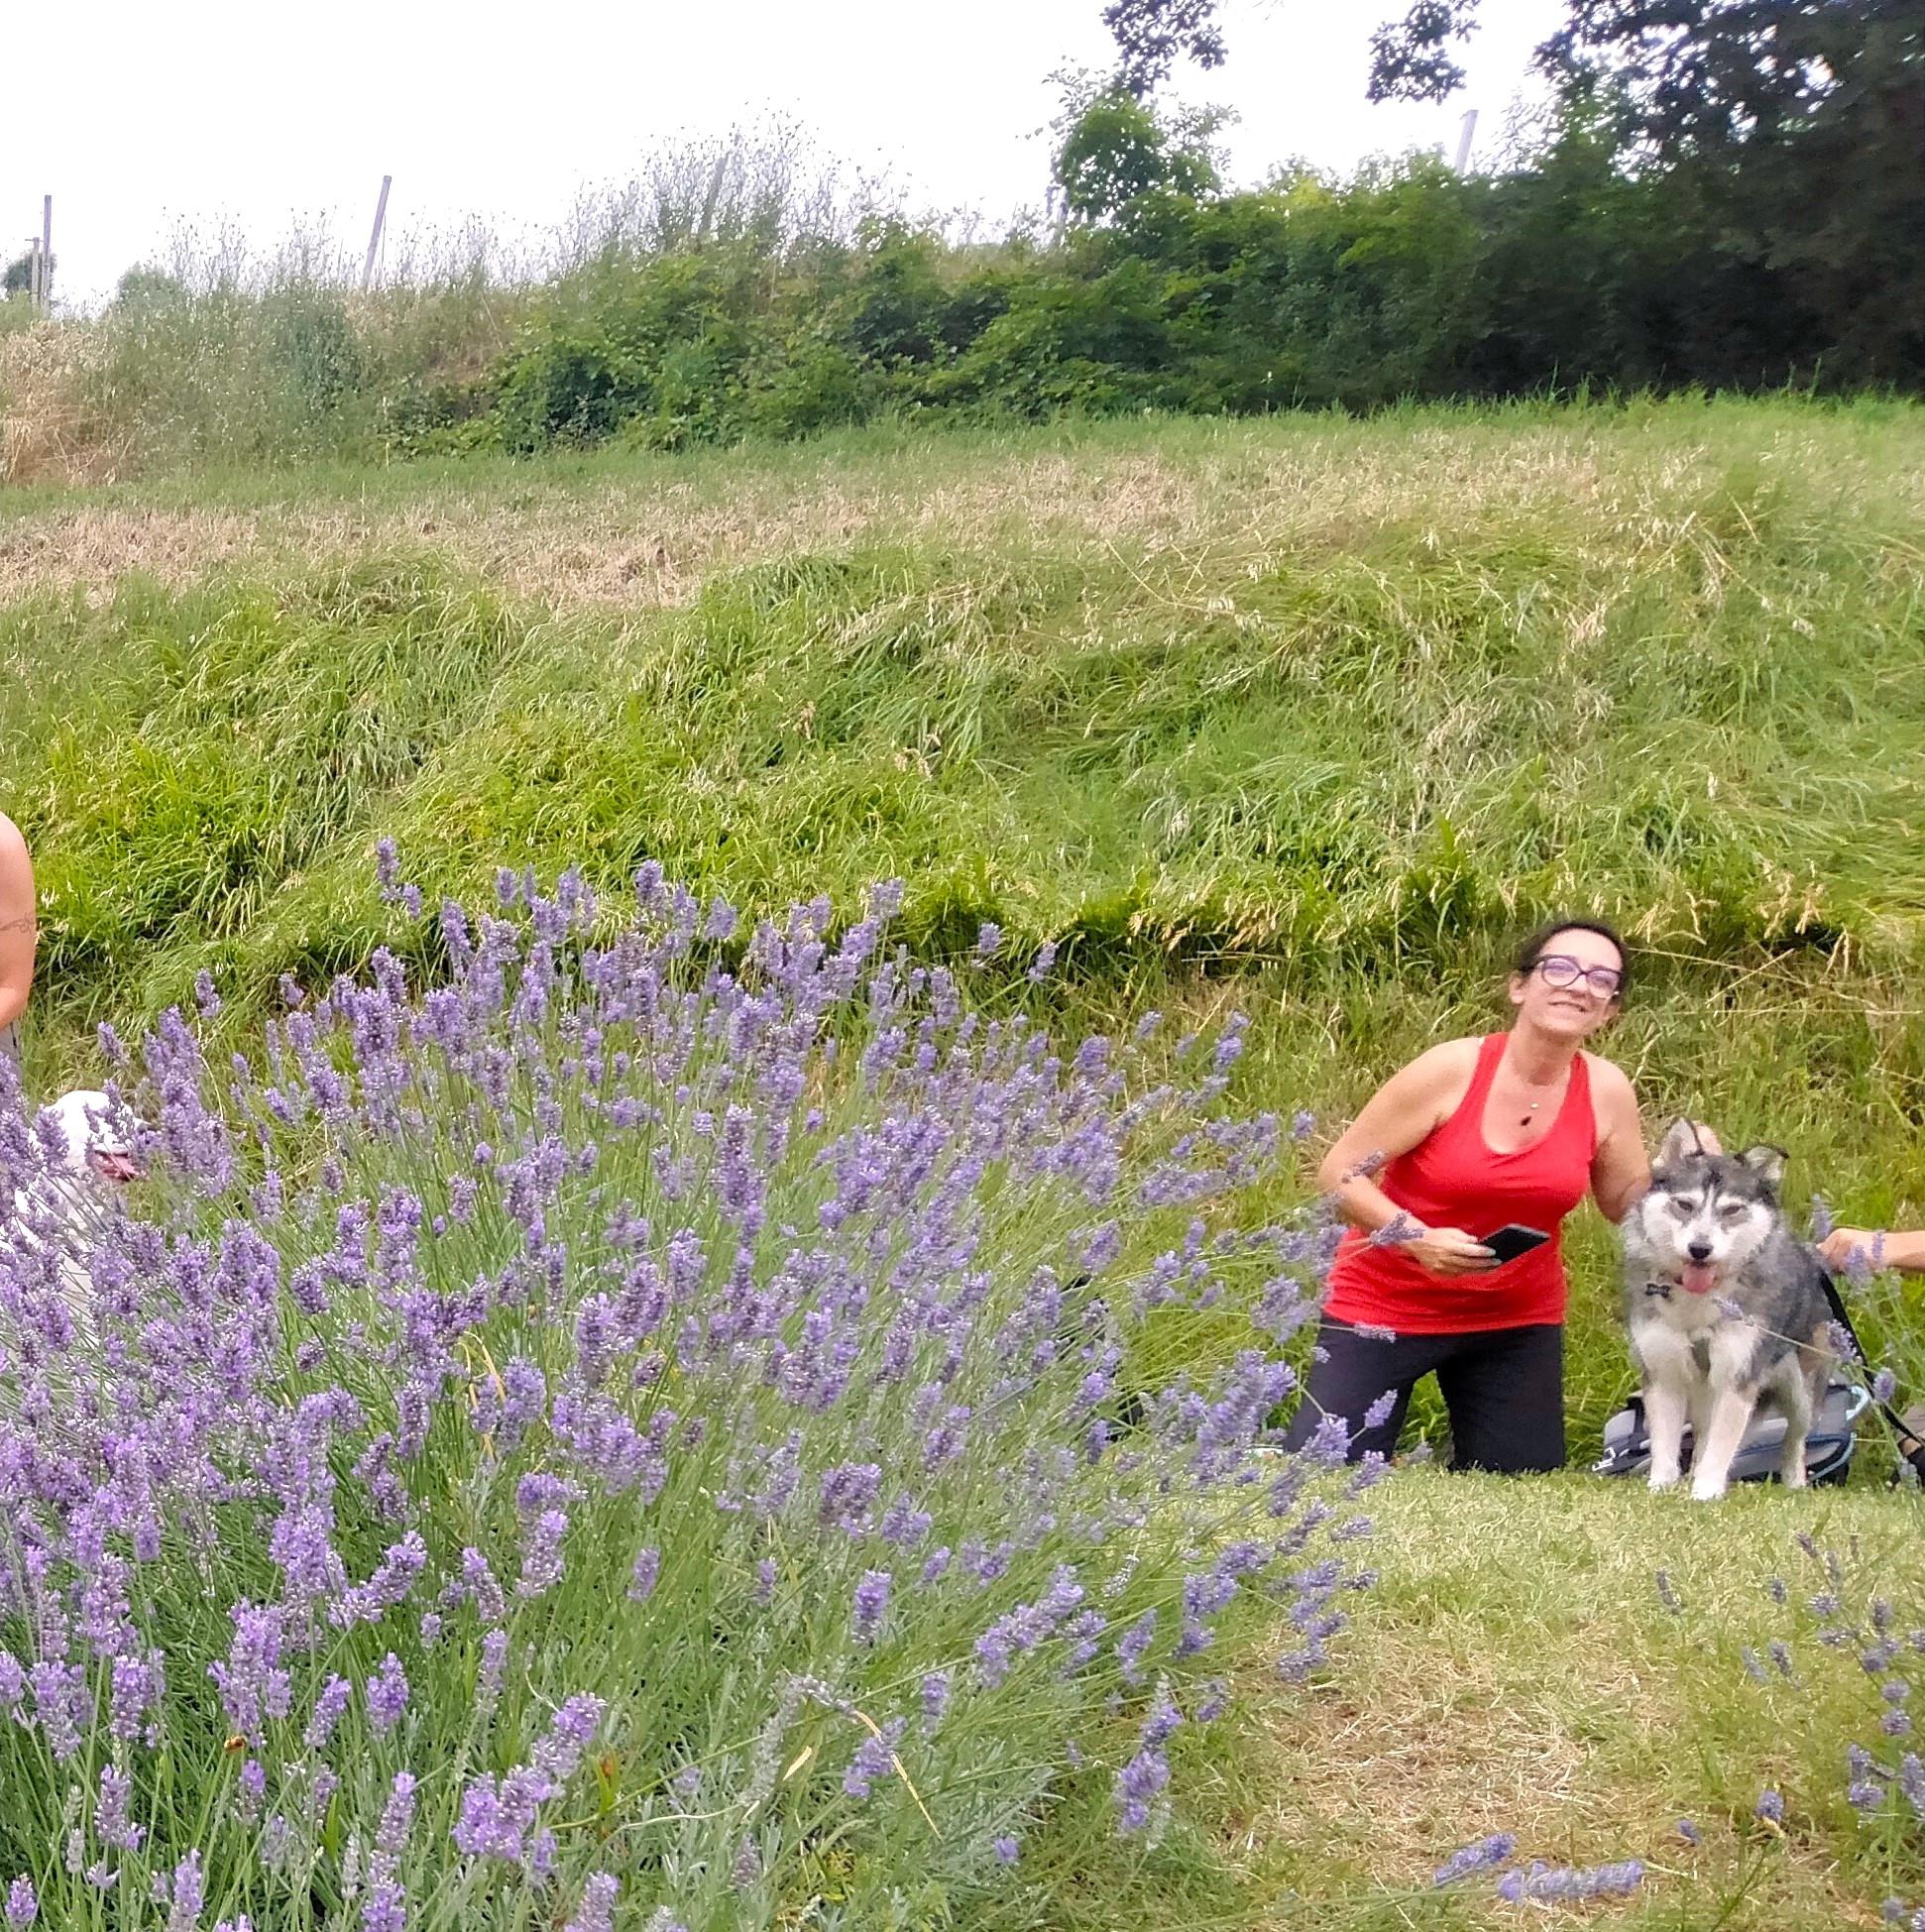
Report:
1818,1269,1925,1482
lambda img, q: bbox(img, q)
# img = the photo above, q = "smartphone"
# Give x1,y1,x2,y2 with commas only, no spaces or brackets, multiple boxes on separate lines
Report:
1482,1223,1550,1265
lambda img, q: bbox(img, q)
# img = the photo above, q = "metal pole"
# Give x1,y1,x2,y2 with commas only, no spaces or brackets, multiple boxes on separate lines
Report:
1452,109,1479,175
40,196,53,309
361,174,393,292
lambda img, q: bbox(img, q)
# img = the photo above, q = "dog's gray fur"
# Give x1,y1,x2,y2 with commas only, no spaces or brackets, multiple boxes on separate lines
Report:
1620,1119,1832,1501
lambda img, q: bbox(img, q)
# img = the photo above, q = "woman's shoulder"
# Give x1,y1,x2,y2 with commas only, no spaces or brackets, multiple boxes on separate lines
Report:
1394,1034,1487,1091
1577,1049,1639,1122
1577,1049,1635,1095
1415,1043,1492,1074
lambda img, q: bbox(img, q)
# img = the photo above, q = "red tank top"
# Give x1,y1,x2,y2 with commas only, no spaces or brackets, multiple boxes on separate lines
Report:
1323,1033,1598,1334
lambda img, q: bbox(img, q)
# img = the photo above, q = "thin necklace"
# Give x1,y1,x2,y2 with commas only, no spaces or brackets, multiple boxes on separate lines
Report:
1505,1048,1565,1130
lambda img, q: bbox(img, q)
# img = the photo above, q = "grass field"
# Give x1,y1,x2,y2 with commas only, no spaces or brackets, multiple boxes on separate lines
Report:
4,396,1924,1922
1129,1471,1925,1931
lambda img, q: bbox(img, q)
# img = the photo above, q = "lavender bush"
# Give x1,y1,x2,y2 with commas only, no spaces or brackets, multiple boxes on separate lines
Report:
0,861,1368,1929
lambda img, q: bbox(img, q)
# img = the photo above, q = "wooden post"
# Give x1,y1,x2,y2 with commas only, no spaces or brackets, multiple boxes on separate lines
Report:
361,174,393,292
1452,109,1479,175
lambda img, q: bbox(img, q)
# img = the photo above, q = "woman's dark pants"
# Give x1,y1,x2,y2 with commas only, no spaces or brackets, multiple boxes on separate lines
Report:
1284,1316,1566,1473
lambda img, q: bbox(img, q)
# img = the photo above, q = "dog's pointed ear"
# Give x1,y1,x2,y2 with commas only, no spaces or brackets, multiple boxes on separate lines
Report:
1657,1118,1705,1168
1739,1144,1788,1192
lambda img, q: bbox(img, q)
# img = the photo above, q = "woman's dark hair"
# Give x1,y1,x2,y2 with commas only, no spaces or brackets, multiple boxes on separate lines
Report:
1514,917,1631,1000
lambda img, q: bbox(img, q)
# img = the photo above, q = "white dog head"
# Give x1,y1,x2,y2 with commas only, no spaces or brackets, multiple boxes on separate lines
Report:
38,1088,140,1185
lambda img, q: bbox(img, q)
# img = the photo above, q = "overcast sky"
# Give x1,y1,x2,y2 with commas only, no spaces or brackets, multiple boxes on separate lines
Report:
2,0,1561,307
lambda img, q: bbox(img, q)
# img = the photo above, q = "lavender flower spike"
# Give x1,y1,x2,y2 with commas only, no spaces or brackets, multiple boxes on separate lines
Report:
1433,1833,1517,1886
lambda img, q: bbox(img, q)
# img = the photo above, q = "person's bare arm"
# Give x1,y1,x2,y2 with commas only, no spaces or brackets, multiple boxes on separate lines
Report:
0,816,34,1035
1586,1056,1650,1224
1316,1039,1497,1276
1819,1228,1925,1276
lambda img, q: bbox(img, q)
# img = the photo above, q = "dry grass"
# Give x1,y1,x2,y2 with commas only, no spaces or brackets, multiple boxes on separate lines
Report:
5,403,1920,614
0,322,130,488
1232,1468,1925,1927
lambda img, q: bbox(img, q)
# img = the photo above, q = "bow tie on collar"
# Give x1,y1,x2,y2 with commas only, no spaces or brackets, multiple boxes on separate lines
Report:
1643,1281,1674,1300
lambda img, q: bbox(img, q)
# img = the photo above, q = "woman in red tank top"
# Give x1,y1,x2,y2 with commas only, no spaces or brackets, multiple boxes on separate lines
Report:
1286,920,1653,1473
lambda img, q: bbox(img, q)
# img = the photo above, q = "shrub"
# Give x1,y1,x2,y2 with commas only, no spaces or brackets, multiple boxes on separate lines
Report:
0,862,1367,1928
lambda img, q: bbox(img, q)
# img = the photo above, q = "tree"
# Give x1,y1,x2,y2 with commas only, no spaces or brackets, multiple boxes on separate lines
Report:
1101,0,1228,98
1367,0,1483,103
1366,0,1925,378
1535,1,1924,158
1052,75,1226,223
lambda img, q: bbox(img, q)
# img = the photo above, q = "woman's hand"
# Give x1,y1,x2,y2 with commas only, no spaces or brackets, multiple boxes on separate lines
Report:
1819,1227,1880,1272
1403,1226,1499,1277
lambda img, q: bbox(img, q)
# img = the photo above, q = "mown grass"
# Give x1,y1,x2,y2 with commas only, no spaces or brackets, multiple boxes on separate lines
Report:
2,397,1923,1922
1196,1469,1925,1930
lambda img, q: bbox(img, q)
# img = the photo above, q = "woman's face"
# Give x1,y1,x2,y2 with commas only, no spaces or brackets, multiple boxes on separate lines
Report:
1508,927,1626,1042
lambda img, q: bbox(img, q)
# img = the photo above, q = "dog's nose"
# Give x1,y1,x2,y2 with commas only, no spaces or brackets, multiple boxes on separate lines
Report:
1687,1240,1714,1263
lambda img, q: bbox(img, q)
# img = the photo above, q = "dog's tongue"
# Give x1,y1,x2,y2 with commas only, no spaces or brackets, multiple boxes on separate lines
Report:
1681,1261,1717,1297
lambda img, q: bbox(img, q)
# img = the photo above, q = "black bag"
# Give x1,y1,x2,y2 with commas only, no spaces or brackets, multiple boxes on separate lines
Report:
1591,1376,1868,1484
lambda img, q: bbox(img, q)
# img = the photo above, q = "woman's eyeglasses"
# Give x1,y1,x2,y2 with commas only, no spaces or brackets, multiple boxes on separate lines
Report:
1532,954,1624,998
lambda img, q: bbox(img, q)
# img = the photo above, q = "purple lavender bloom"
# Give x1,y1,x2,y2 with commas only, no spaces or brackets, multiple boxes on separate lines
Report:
479,1631,510,1706
628,1546,661,1603
844,1719,906,1799
1140,1686,1184,1748
564,1874,620,1932
1117,1609,1157,1686
96,1764,145,1853
921,1670,952,1727
516,1508,571,1599
367,1654,409,1736
1114,1744,1171,1833
1496,1860,1643,1902
819,1461,884,1533
1433,1833,1517,1886
362,1884,404,1932
535,1696,607,1782
304,1674,353,1751
1755,1788,1785,1825
991,1835,1020,1865
851,1570,892,1646
4,1878,35,1927
167,1851,204,1932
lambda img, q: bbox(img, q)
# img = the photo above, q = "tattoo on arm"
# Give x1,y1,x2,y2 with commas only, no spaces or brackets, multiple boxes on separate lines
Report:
0,915,37,934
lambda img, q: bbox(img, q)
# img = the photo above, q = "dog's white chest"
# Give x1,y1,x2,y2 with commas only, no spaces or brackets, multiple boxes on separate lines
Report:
1635,1285,1722,1341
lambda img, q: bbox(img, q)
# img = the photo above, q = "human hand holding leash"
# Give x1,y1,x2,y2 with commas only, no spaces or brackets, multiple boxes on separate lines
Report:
1819,1227,1925,1275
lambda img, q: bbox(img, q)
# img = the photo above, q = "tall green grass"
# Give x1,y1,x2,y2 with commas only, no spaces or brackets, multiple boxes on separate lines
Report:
3,402,1922,1454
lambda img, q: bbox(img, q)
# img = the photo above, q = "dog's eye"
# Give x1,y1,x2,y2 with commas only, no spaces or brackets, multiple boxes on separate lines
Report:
1718,1202,1749,1221
1668,1197,1697,1217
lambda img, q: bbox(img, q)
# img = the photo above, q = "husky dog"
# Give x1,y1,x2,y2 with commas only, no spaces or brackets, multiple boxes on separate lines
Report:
1620,1119,1832,1501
